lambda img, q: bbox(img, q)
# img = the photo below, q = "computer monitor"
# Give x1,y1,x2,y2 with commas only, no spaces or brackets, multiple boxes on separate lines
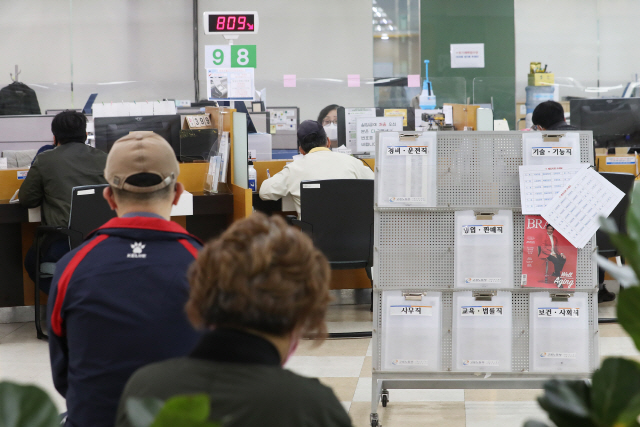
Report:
570,98,640,150
94,115,181,157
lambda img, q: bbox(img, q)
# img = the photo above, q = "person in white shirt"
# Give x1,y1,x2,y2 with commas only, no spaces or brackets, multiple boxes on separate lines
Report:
259,120,374,217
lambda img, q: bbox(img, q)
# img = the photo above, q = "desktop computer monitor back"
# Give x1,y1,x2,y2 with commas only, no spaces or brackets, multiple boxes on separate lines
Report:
94,115,181,157
570,98,640,149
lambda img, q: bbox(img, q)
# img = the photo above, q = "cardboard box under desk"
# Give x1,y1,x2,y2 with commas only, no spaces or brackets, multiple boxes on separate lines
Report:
595,151,639,180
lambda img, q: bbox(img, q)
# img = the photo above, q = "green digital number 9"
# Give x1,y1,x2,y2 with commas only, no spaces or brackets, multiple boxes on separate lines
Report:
212,49,224,66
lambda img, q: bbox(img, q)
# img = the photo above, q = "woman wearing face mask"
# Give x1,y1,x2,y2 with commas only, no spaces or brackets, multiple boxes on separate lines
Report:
318,104,341,147
116,213,352,427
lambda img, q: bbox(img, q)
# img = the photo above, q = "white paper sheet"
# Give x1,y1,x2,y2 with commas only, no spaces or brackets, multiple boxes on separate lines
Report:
519,163,589,214
454,210,514,288
345,108,376,153
382,291,442,372
541,167,625,248
206,68,255,101
453,291,512,372
170,190,193,216
376,131,438,207
530,292,589,373
356,116,402,152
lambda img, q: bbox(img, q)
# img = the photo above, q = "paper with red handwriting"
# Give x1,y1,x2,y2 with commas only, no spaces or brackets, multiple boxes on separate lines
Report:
540,167,624,248
519,163,589,214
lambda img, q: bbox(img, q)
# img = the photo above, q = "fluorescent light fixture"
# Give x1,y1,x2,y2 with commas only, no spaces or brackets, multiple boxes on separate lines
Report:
381,33,389,40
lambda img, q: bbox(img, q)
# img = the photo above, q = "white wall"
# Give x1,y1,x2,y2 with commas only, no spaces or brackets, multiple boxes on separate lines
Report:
0,1,193,112
515,0,640,103
514,0,599,103
197,0,374,121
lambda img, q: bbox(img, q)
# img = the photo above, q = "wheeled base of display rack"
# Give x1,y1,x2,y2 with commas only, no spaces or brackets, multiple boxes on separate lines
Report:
368,375,590,427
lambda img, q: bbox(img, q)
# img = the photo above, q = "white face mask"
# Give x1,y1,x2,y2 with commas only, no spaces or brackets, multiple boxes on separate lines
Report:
323,123,338,141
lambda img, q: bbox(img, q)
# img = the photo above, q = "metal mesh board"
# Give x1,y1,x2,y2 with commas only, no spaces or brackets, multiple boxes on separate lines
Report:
374,210,596,289
371,131,599,405
373,289,599,375
432,131,593,208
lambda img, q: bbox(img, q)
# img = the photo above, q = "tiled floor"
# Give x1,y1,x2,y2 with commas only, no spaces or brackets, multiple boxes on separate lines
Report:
2,286,639,427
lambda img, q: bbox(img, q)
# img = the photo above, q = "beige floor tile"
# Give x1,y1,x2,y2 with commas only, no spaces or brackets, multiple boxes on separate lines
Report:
360,356,372,377
296,338,370,357
464,389,542,402
318,377,359,402
349,401,466,427
285,356,365,378
599,323,630,337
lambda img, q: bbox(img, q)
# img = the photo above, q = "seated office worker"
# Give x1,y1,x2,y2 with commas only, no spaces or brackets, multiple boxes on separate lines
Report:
116,213,353,427
48,132,202,427
259,120,374,217
318,104,340,146
531,100,577,131
20,110,108,294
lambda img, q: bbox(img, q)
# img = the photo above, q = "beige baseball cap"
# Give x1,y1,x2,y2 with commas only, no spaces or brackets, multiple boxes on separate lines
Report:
104,131,180,193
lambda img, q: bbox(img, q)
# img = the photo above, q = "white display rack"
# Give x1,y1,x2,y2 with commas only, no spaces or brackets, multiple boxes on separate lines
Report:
370,131,598,427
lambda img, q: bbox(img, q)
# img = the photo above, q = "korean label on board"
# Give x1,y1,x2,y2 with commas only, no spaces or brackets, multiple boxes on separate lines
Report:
386,146,429,156
461,225,504,235
532,147,572,156
461,306,503,316
389,305,432,316
537,308,580,317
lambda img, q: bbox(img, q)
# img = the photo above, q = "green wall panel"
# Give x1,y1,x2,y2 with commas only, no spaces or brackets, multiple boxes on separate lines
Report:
420,0,516,128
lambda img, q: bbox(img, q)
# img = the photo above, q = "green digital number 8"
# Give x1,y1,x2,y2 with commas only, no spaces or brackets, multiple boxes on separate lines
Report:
212,49,224,66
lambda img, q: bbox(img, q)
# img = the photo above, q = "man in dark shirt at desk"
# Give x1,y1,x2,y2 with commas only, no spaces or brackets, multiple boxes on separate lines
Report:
19,110,107,294
531,101,577,131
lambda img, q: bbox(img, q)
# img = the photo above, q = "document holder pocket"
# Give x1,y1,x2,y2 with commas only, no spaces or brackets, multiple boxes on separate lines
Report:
453,291,512,372
530,292,589,373
376,132,437,208
381,291,442,371
454,210,514,288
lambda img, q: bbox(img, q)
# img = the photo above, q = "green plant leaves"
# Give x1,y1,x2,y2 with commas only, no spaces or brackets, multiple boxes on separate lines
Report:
591,357,640,427
126,395,220,427
617,286,640,357
0,382,59,427
536,379,596,427
126,397,165,427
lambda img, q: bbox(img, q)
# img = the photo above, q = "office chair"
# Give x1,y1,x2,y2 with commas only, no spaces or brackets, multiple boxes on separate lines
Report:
291,179,374,338
596,172,635,256
34,184,116,340
595,172,634,312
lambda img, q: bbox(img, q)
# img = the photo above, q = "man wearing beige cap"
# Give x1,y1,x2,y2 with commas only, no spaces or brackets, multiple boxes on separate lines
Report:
47,131,202,427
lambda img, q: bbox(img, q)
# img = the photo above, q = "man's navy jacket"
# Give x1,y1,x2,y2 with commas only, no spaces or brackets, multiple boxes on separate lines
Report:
47,216,203,427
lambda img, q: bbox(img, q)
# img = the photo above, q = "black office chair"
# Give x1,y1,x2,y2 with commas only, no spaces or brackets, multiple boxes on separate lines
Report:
291,179,374,338
34,184,116,340
596,172,635,256
595,172,634,311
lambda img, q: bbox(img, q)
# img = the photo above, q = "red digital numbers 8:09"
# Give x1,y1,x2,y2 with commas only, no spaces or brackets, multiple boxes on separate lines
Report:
211,14,255,32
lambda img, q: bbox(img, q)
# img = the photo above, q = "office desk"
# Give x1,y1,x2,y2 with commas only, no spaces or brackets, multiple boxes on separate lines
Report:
0,193,233,308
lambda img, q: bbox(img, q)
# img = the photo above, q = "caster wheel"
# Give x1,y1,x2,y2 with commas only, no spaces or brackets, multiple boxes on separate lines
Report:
381,390,389,407
370,413,380,427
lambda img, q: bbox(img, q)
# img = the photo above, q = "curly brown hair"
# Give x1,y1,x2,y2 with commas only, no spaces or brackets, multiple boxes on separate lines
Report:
186,212,331,338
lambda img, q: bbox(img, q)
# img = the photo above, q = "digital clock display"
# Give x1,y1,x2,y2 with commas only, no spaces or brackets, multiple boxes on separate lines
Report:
205,13,257,33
